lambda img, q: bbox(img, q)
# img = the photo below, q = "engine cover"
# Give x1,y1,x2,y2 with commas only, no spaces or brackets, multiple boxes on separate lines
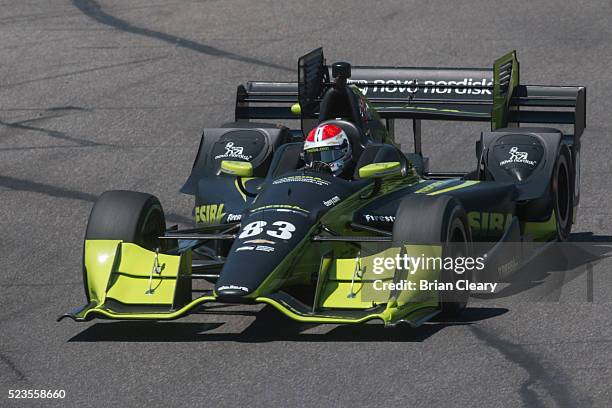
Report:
481,128,563,201
181,124,290,195
490,133,544,182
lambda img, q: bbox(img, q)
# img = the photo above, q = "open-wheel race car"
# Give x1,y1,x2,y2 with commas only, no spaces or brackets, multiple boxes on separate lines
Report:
60,48,586,327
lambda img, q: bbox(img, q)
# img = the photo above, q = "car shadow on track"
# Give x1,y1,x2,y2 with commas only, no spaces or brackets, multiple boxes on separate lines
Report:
67,306,508,343
570,232,612,242
472,235,612,300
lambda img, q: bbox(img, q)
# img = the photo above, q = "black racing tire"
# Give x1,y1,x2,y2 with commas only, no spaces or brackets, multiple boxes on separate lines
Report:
82,190,167,300
393,194,472,318
553,148,573,241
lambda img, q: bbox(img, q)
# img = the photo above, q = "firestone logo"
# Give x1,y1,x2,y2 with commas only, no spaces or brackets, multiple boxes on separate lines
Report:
364,214,395,223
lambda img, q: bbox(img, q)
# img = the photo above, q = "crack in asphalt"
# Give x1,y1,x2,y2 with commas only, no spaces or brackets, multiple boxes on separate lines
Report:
0,2,189,25
469,325,592,407
0,55,168,89
0,144,195,152
0,106,89,112
0,145,109,152
0,118,107,147
0,282,81,287
0,352,27,382
46,106,89,112
70,0,292,72
0,103,225,112
0,174,98,201
0,175,193,225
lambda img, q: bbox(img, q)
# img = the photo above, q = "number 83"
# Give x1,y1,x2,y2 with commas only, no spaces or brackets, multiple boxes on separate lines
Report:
238,221,296,240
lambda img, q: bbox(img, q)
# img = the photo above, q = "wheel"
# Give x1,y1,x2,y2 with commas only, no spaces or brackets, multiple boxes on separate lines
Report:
393,194,472,317
83,190,167,300
553,147,573,241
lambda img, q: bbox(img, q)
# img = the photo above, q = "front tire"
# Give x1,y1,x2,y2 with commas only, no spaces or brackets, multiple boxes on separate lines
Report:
393,195,472,317
83,190,167,300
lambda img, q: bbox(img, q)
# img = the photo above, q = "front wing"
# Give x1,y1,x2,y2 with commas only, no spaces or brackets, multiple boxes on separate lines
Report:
59,240,441,327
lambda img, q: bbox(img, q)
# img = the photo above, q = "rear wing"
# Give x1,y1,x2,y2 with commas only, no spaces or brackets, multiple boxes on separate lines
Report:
234,49,586,139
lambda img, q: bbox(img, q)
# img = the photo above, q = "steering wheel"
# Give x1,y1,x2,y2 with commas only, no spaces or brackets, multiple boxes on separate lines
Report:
308,161,333,174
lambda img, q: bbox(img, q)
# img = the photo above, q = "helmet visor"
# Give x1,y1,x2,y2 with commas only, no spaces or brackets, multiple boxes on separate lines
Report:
304,142,348,165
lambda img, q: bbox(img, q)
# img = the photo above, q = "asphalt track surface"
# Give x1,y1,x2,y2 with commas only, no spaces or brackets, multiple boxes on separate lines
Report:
1,1,611,407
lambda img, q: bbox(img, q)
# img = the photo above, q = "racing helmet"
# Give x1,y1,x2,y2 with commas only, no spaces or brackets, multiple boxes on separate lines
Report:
303,123,352,176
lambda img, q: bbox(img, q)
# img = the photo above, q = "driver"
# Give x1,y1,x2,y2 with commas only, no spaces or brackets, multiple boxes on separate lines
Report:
303,123,353,177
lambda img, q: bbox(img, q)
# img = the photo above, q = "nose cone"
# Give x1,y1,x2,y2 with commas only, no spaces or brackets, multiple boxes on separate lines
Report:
213,170,356,303
213,238,288,303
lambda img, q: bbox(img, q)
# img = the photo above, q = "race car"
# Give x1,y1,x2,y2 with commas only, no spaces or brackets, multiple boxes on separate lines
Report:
60,48,586,327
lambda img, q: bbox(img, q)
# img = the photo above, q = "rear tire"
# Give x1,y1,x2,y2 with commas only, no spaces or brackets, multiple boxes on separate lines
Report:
554,148,573,241
83,190,167,300
393,195,472,317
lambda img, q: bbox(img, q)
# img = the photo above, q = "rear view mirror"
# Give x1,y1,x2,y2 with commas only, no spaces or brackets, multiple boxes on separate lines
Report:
220,160,253,177
358,162,402,179
291,103,301,115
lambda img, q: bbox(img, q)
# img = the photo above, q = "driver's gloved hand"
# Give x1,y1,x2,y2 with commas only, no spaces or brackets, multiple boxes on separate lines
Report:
309,161,333,174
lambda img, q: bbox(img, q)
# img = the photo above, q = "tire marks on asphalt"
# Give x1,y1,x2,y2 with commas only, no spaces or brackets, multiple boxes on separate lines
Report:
469,325,592,408
0,55,168,89
71,0,292,72
0,175,193,225
0,118,106,147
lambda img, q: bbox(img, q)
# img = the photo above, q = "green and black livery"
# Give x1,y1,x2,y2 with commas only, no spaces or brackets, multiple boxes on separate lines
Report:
61,48,586,327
